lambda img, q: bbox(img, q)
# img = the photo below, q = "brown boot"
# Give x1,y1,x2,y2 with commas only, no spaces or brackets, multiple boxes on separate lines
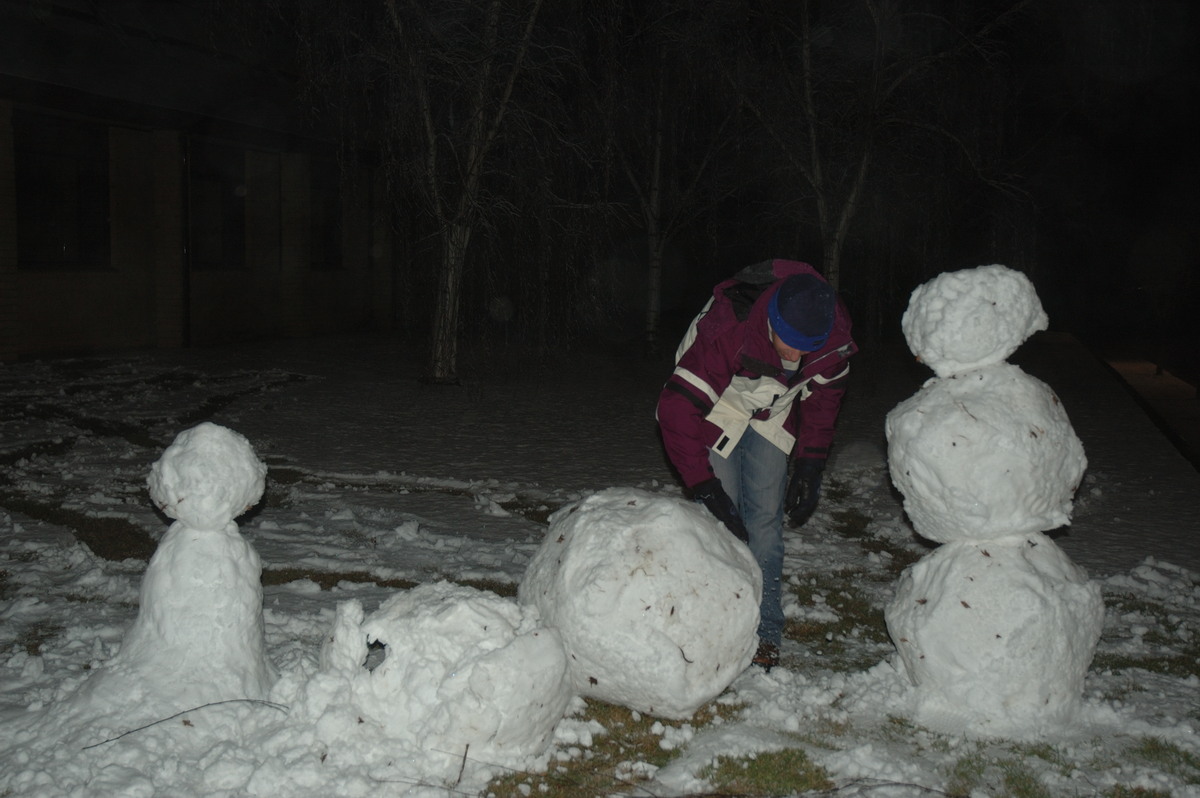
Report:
752,642,779,671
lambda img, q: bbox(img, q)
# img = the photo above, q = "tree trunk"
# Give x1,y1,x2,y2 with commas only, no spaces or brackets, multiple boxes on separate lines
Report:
643,135,664,354
645,232,664,355
429,222,472,384
642,62,666,353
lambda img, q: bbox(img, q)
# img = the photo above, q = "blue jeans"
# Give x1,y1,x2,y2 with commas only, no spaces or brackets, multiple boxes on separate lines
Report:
709,426,787,647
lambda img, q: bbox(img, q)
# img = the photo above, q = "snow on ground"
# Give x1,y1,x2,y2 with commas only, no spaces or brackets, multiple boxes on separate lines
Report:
1,332,1198,797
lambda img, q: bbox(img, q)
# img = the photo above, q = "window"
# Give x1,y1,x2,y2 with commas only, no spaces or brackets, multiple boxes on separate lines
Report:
188,138,246,270
13,109,111,271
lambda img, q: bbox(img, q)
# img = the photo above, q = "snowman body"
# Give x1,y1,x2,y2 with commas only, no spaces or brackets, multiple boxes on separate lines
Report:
77,422,275,713
114,518,276,703
884,265,1103,737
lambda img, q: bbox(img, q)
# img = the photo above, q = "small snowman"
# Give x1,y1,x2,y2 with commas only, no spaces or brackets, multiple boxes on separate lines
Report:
884,265,1104,738
76,422,276,714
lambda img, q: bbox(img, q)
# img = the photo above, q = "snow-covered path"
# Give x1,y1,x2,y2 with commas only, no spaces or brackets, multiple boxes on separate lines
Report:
110,329,1200,578
1012,334,1200,575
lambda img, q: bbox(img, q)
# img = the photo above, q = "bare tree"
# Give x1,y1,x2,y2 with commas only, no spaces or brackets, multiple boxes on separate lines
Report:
715,0,1037,290
393,0,546,382
586,1,742,351
250,0,553,383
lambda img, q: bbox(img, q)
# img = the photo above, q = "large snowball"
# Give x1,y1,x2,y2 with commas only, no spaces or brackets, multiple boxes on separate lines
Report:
886,364,1086,543
315,583,573,761
148,422,266,530
886,534,1103,738
518,488,761,719
902,265,1047,377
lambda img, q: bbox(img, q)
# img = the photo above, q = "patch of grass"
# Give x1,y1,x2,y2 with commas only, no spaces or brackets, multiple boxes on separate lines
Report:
702,746,834,794
801,716,854,747
830,507,872,538
1129,737,1200,784
784,574,891,669
828,505,923,575
866,538,926,574
1092,652,1200,679
16,622,64,656
945,747,990,797
1092,594,1200,679
1013,741,1070,773
0,491,157,561
1000,758,1053,798
458,578,519,598
944,751,1052,798
486,699,692,798
1105,787,1173,798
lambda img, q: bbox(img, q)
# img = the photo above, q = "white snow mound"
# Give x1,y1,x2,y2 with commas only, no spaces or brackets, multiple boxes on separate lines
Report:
886,363,1087,542
518,487,761,719
886,534,1104,738
306,582,573,762
148,421,267,530
902,264,1048,377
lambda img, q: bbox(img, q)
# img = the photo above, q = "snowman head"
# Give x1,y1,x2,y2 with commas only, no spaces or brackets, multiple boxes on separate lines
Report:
148,422,267,530
902,264,1048,378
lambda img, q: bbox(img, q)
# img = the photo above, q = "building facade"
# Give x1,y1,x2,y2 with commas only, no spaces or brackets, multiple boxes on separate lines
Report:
0,0,394,361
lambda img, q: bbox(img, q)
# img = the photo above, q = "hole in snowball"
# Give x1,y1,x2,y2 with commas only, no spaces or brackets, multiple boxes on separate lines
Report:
364,640,387,672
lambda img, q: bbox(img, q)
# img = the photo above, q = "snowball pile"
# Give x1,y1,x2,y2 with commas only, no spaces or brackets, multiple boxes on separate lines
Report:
54,435,762,785
298,582,573,763
884,265,1104,738
22,430,763,795
71,422,275,718
519,488,761,719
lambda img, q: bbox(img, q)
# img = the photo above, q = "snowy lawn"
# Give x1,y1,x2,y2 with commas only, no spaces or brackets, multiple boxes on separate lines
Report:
1,334,1198,797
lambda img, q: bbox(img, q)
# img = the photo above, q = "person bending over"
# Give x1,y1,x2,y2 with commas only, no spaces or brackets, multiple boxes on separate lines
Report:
657,259,857,669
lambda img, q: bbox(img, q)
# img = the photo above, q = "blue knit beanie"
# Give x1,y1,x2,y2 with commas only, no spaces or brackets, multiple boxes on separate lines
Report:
768,274,836,351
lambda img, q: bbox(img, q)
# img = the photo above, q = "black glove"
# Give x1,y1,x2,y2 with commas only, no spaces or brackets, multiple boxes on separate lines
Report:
785,458,824,527
692,478,750,543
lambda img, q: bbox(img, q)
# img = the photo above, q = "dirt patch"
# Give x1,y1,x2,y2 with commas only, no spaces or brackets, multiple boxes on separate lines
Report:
0,491,157,562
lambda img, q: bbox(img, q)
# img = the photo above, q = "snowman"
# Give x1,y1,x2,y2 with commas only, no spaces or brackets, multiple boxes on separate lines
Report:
73,422,276,715
883,265,1104,738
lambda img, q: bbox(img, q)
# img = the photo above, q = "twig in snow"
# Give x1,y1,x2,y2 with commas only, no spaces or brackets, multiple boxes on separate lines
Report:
81,698,289,750
454,743,469,786
366,773,480,797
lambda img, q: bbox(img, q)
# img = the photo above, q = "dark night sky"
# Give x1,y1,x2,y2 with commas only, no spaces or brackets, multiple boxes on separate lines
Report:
1029,0,1199,343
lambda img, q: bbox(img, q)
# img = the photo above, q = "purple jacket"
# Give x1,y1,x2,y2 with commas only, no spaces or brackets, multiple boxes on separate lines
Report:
657,259,857,488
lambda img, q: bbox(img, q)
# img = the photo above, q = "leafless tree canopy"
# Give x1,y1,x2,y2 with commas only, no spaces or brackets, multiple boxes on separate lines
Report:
223,0,1199,376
